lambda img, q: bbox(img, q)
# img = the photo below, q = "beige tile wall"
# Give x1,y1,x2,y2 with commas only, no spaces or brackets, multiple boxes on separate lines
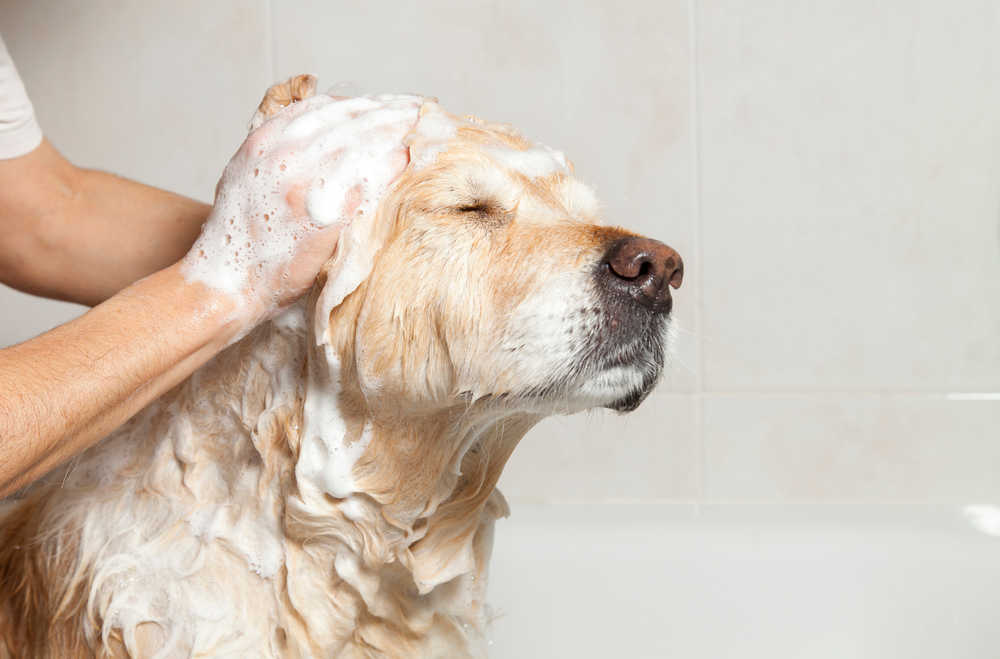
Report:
1,0,996,503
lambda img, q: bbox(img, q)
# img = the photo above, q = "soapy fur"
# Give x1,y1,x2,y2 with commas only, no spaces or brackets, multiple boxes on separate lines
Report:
0,86,677,658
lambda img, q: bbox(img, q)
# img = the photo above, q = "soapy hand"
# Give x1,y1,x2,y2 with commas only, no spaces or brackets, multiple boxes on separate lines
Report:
182,84,421,327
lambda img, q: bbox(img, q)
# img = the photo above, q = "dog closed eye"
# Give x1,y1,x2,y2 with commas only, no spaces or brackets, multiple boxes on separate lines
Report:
456,200,499,215
452,198,513,225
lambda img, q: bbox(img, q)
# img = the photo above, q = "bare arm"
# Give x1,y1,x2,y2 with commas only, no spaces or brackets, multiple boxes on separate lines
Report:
0,139,210,306
0,263,240,496
0,83,419,497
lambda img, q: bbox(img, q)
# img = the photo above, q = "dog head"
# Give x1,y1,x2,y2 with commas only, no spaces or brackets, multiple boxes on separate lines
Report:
314,101,683,417
284,97,686,612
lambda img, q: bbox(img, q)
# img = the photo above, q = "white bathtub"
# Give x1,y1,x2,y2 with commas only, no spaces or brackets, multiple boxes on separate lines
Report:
487,503,1000,658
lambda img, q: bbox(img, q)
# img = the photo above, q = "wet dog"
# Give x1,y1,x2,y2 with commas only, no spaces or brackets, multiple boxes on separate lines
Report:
0,76,682,658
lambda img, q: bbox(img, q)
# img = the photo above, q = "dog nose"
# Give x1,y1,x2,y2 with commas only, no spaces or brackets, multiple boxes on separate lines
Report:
601,237,684,312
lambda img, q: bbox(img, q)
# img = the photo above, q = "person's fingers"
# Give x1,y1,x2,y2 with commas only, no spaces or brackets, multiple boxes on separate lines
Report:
385,145,411,180
341,182,364,218
270,92,338,124
303,103,420,157
249,93,338,139
282,97,384,140
248,96,420,178
310,105,418,151
369,92,425,105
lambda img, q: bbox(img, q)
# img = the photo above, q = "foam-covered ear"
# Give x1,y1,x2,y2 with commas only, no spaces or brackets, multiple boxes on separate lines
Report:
311,204,390,346
301,164,399,502
405,101,458,171
311,101,461,347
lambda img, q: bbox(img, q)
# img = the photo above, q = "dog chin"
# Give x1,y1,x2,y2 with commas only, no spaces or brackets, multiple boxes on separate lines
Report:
599,363,663,412
543,361,663,415
589,331,669,412
605,380,657,412
582,312,671,411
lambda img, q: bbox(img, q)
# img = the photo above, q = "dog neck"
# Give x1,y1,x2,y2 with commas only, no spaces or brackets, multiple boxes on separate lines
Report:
277,296,541,655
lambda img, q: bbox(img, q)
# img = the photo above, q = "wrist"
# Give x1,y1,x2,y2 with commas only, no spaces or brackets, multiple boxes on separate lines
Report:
150,262,260,347
179,205,277,321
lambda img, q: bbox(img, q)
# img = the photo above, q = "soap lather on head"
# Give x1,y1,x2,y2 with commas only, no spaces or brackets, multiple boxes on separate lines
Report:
180,79,421,330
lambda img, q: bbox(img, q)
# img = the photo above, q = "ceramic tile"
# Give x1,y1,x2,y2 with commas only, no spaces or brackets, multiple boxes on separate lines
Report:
697,1,1000,391
499,393,698,501
703,394,1000,501
1,0,271,201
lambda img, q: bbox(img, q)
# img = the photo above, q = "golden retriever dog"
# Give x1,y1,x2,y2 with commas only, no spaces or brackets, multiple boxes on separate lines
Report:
0,75,683,658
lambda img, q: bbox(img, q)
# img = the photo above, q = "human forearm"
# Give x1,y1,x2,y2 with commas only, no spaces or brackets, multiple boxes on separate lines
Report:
0,262,243,496
0,140,209,306
0,84,418,497
60,165,210,302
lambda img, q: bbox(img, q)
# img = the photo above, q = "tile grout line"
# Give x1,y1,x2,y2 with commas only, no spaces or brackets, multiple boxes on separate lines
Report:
688,0,707,505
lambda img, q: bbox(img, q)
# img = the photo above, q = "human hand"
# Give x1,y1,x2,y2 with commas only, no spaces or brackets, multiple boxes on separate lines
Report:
182,77,420,328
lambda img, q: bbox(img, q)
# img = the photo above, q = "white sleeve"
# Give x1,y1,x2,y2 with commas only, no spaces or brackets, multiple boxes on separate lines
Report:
0,34,43,159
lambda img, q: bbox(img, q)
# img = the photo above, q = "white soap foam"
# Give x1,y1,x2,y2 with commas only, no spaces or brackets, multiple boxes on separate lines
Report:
409,108,458,170
485,144,568,179
311,218,383,344
416,110,458,141
309,102,464,346
186,500,284,579
296,344,374,500
555,177,601,219
271,303,308,334
181,94,420,318
281,97,381,140
339,495,368,522
302,106,416,227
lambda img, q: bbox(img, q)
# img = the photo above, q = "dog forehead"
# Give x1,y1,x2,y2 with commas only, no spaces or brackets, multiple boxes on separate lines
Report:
409,103,565,174
404,102,600,223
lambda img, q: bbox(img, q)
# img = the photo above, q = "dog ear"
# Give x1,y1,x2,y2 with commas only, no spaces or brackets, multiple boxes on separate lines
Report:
249,74,317,130
311,199,392,346
311,101,457,346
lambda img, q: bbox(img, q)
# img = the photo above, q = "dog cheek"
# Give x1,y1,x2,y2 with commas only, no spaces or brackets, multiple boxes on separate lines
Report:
355,308,456,404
